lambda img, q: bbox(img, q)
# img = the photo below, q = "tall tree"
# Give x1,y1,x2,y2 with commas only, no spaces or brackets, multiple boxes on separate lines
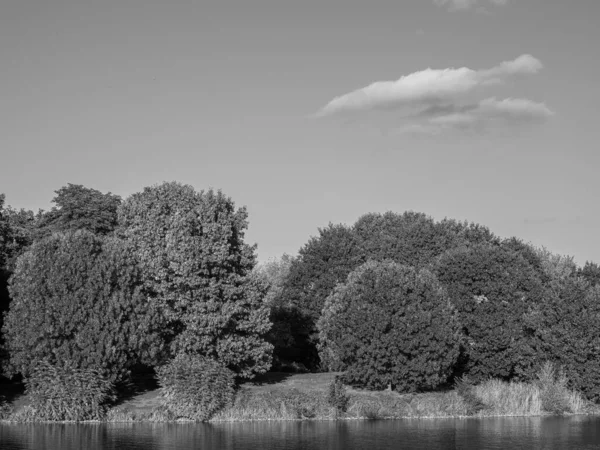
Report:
279,224,363,369
433,243,546,381
39,183,121,236
117,182,272,379
524,277,600,401
3,231,164,381
354,212,495,269
577,261,600,287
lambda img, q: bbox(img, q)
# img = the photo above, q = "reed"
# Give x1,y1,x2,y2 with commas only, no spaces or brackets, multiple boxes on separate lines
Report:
473,379,542,416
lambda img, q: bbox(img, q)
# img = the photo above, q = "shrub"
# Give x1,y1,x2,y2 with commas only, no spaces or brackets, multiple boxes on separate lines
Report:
318,260,460,391
327,376,349,413
156,354,235,421
24,361,115,421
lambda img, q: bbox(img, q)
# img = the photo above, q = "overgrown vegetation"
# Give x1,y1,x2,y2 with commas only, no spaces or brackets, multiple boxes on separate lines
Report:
20,362,115,422
156,354,235,421
1,182,600,422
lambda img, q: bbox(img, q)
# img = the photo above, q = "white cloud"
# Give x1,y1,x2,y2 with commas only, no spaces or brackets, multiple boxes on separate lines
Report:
434,0,508,11
317,55,542,117
316,55,553,134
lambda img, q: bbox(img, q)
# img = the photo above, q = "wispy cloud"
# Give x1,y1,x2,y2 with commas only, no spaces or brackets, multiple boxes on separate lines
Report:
316,55,553,134
434,0,509,12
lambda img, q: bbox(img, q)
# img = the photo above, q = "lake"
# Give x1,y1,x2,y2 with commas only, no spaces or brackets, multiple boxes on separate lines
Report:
1,416,600,449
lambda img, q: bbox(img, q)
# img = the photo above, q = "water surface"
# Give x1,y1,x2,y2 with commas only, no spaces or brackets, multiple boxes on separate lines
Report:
2,416,600,449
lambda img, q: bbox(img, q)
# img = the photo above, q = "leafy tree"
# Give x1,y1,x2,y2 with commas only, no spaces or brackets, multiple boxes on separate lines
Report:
354,212,496,269
318,260,460,391
577,261,600,287
433,243,546,381
501,237,549,284
254,254,295,307
3,230,164,381
533,246,578,295
280,212,497,370
0,194,8,270
279,224,363,369
253,254,301,369
39,183,121,236
523,277,600,401
117,182,272,379
0,195,10,373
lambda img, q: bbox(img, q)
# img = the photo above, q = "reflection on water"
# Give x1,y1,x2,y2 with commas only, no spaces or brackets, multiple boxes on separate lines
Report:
1,416,600,450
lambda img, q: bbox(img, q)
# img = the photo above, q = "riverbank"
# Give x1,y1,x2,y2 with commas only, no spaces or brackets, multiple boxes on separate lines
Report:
2,371,598,423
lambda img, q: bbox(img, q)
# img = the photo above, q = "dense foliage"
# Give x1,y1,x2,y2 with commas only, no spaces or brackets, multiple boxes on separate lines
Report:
279,212,497,369
524,278,600,401
577,261,600,287
117,182,272,378
156,354,235,421
3,181,600,411
24,361,114,421
3,230,164,381
38,183,121,236
433,243,547,381
318,260,460,391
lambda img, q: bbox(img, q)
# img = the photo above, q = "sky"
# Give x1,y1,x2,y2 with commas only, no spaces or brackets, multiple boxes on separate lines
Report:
1,0,599,265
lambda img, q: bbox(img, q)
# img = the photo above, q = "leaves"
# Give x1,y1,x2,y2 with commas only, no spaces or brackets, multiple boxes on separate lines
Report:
117,182,272,378
318,260,460,392
3,231,164,381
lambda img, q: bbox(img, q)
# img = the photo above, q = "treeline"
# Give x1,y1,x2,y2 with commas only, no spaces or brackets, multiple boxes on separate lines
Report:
258,211,600,401
1,182,600,421
0,182,272,420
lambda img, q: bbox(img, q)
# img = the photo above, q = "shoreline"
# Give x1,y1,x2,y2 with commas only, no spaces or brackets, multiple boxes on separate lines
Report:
2,372,598,424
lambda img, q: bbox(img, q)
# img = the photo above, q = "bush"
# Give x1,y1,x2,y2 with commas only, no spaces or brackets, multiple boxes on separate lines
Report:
318,260,460,391
24,361,115,421
156,354,235,421
327,376,349,413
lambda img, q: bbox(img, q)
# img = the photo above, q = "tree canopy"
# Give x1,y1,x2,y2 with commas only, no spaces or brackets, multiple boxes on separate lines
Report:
39,183,121,236
3,230,164,381
318,260,460,391
117,182,272,378
433,243,546,381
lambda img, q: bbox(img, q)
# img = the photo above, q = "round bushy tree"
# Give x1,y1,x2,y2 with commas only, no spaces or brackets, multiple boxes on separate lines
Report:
117,182,272,378
317,260,460,391
433,243,546,381
3,230,164,381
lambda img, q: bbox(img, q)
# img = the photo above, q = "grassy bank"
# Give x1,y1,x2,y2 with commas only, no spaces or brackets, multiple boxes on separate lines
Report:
1,370,598,423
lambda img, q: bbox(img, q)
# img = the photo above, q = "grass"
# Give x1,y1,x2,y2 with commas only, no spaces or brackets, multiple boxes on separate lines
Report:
1,367,597,423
